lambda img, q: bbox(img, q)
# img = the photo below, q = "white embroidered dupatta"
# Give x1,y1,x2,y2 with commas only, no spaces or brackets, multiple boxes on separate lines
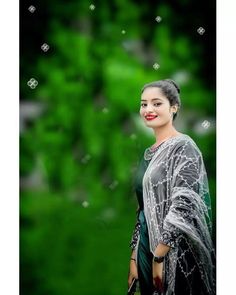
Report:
142,134,215,294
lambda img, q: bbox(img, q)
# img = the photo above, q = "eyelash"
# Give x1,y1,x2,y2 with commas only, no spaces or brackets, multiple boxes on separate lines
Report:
140,103,162,107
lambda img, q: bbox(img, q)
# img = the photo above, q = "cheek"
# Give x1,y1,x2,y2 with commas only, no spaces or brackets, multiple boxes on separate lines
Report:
159,106,170,115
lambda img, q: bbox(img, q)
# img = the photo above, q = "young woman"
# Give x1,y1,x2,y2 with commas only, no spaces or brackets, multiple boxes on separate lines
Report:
127,79,215,295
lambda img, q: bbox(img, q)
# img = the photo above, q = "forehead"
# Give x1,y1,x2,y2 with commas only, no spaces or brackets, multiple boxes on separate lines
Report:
141,87,167,101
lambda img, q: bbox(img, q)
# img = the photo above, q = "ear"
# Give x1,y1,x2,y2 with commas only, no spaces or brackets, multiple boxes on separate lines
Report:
170,104,178,113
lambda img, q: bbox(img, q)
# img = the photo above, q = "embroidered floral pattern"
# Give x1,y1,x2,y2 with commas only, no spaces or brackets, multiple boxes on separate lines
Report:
129,220,141,250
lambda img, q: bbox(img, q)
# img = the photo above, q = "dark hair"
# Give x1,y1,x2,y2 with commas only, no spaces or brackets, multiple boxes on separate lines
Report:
141,79,181,120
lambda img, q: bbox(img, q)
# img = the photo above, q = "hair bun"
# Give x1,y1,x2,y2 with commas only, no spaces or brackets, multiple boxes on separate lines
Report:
165,79,180,94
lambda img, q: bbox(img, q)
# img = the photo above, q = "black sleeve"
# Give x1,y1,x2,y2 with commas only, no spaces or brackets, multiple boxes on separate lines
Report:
129,207,141,250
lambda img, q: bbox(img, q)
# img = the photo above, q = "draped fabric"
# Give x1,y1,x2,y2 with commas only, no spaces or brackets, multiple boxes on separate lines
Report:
130,134,215,295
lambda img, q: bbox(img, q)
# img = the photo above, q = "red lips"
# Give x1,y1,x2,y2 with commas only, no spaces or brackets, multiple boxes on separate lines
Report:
145,115,158,121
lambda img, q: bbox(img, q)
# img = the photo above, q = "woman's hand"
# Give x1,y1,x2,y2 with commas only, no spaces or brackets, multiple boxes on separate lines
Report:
152,243,170,292
128,259,138,288
152,261,164,292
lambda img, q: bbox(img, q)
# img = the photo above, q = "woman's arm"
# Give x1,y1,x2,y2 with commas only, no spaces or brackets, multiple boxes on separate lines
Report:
129,204,141,251
154,243,171,257
158,140,212,249
129,218,141,251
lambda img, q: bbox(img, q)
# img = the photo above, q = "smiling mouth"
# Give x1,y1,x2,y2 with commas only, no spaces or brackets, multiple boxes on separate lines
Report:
145,115,158,121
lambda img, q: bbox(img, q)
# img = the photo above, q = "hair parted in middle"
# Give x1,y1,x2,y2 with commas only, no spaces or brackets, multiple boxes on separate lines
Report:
141,79,181,120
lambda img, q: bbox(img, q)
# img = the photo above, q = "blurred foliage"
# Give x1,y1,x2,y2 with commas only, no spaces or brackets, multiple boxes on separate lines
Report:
20,0,216,294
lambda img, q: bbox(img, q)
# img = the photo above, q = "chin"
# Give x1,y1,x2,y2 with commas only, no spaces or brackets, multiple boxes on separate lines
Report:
145,122,161,128
144,119,160,124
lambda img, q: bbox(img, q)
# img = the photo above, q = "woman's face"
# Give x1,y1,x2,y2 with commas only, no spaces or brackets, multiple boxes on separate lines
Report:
139,87,178,128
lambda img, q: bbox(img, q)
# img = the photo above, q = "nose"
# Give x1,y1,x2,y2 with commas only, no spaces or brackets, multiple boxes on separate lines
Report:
145,103,154,113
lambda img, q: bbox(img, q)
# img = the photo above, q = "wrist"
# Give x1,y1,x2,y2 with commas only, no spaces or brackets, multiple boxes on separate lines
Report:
153,255,165,263
154,243,170,257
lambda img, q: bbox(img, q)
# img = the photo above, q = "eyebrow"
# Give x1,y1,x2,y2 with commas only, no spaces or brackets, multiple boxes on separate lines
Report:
140,98,163,102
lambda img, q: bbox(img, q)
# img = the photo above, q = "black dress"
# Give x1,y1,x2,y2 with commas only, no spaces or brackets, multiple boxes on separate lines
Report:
133,156,155,295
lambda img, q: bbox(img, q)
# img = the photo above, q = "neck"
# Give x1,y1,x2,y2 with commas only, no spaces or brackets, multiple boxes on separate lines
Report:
153,123,180,146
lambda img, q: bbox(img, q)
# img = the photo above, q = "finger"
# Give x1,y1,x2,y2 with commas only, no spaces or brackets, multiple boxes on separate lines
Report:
153,276,164,293
128,279,131,287
128,276,133,287
153,278,156,288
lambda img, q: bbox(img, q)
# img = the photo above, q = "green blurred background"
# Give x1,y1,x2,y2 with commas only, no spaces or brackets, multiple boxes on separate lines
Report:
20,0,216,294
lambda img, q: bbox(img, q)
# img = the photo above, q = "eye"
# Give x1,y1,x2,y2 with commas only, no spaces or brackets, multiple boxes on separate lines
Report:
154,103,162,107
140,103,147,107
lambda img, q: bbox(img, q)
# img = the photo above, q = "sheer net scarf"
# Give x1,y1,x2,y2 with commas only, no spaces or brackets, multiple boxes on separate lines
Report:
142,134,215,294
